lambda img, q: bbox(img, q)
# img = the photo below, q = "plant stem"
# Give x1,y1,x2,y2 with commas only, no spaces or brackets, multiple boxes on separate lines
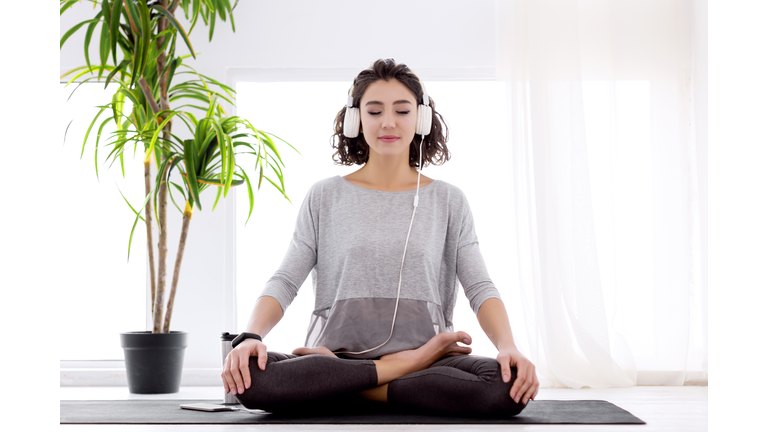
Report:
154,1,173,333
162,200,193,333
144,159,157,318
138,78,161,117
153,156,172,333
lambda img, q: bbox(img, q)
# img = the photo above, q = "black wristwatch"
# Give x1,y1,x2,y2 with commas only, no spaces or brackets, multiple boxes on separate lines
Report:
231,332,262,348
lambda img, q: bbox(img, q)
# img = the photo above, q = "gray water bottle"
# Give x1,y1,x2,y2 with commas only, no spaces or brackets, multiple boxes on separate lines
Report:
220,332,238,404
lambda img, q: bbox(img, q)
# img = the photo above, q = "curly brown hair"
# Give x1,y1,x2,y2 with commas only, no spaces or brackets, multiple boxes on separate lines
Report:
330,58,450,168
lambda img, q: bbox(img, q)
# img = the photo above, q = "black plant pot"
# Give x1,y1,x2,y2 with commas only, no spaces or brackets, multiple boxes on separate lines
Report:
120,331,188,394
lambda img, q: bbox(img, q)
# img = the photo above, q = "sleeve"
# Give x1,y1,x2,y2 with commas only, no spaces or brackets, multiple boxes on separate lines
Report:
258,184,319,313
455,195,501,315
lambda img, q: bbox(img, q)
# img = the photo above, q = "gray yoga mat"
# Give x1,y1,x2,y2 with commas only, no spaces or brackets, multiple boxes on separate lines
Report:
60,399,646,424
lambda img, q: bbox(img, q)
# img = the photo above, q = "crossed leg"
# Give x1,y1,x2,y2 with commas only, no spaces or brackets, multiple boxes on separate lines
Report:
236,331,526,417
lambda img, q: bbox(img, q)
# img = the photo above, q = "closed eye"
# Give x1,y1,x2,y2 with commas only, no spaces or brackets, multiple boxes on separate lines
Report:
367,111,411,115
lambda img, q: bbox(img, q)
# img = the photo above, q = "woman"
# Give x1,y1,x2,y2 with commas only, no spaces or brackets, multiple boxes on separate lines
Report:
221,59,539,417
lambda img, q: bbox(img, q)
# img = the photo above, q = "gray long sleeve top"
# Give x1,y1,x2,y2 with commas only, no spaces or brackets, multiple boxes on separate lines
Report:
258,175,501,359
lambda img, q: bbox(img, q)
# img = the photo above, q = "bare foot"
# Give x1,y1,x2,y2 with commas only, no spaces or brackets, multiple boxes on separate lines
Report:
375,331,472,384
292,346,338,357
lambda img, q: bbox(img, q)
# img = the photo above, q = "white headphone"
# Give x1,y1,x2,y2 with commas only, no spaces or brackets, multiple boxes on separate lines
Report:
342,80,432,138
334,77,432,356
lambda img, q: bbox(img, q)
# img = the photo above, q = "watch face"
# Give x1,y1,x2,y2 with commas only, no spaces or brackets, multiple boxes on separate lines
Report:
232,335,243,347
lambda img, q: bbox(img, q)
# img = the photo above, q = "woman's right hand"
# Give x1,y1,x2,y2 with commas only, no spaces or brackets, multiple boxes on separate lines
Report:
221,338,268,395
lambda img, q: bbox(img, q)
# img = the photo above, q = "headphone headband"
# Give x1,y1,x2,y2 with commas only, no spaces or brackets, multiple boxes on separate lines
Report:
343,75,432,138
346,78,429,108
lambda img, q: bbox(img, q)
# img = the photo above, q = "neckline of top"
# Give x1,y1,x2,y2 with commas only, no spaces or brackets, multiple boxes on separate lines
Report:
337,175,439,193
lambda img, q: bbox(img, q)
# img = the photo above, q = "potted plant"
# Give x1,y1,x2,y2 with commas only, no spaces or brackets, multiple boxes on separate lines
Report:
60,0,298,393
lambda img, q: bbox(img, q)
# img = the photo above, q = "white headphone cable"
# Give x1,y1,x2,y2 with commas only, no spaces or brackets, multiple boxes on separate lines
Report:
334,135,424,355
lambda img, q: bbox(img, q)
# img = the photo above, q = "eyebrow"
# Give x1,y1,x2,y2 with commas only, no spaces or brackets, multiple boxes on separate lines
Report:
364,100,413,107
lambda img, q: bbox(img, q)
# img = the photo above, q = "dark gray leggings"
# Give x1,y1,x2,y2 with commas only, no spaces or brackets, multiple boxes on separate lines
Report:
235,352,527,418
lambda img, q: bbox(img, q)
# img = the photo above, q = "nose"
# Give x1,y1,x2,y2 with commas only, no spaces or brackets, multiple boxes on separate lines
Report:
381,110,396,129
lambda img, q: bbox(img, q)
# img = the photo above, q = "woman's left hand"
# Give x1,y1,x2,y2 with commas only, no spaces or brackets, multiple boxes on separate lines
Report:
497,348,539,405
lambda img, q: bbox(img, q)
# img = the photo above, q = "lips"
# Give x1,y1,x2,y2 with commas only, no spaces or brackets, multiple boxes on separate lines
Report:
379,135,399,142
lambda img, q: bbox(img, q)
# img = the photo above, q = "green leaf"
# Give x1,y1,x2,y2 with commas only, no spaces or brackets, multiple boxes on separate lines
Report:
63,119,74,147
122,0,142,37
167,180,187,215
83,16,100,71
137,1,152,77
117,183,145,223
183,139,203,211
94,115,114,178
189,0,201,34
112,90,126,126
129,34,142,88
261,129,300,157
152,4,196,59
166,56,181,90
117,88,140,107
241,167,254,224
191,174,244,187
99,21,111,78
262,175,293,204
145,111,178,162
104,58,130,88
151,153,183,224
211,180,223,211
60,0,79,16
111,0,123,66
208,7,215,42
205,117,230,193
126,189,154,262
101,0,112,29
82,106,107,161
260,132,283,167
215,0,227,21
61,18,101,49
222,0,235,32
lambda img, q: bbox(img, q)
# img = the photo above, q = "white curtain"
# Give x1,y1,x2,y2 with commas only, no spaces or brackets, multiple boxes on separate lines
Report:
495,0,707,388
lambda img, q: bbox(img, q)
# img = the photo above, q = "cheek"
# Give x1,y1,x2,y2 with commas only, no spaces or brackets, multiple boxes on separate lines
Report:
360,117,372,136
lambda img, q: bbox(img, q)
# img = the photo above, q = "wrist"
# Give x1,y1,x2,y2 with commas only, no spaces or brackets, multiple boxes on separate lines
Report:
231,332,262,348
498,341,518,352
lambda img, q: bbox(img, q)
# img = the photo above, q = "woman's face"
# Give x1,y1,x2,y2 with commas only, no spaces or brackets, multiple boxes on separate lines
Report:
359,79,418,160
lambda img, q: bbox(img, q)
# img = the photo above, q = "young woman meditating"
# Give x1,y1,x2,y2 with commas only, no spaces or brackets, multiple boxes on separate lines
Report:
221,58,539,417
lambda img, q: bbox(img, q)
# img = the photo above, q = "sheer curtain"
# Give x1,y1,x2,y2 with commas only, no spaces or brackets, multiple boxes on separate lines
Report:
495,0,707,387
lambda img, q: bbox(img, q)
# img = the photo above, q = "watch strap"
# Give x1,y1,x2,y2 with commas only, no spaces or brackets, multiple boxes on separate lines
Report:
231,332,262,348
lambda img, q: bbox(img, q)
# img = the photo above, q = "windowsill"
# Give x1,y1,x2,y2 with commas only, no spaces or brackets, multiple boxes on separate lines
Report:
60,365,222,387
60,366,707,387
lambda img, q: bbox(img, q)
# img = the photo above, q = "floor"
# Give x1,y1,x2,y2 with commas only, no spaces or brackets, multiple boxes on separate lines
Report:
59,385,707,431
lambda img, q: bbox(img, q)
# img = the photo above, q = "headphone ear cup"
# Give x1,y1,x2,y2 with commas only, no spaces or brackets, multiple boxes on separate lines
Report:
417,104,432,136
343,106,360,138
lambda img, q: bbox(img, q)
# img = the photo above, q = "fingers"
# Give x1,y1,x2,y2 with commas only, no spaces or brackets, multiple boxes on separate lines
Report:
509,365,527,404
229,350,247,395
522,367,540,404
456,331,472,345
509,363,538,405
446,343,472,356
221,340,267,395
220,353,238,395
256,343,268,371
237,349,251,392
497,353,513,384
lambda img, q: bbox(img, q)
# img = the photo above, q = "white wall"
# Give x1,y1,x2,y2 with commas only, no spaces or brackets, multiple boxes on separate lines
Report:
60,0,497,369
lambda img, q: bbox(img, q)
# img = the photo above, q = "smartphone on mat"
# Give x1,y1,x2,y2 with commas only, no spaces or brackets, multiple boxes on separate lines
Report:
180,403,236,412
